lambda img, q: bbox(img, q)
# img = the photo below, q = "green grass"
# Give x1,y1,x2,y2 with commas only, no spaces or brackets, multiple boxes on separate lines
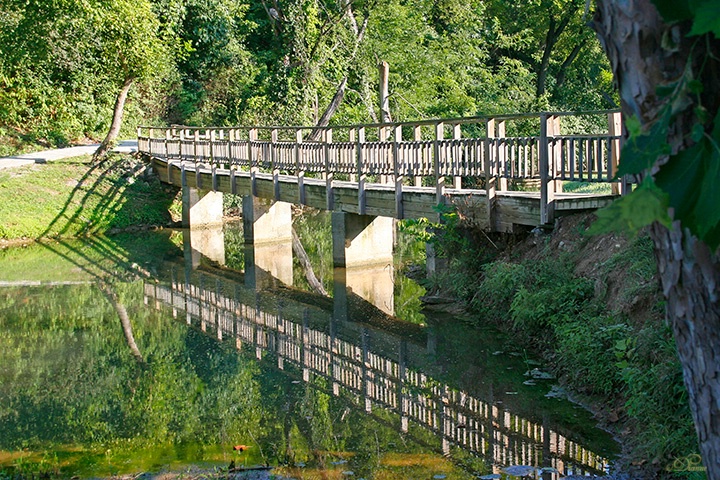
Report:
0,154,180,240
563,181,613,194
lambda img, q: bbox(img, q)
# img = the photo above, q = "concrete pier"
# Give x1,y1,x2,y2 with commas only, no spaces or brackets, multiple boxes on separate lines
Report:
242,196,293,288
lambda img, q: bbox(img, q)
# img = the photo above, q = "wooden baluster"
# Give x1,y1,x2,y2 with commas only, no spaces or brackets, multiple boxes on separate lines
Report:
608,111,626,195
497,120,508,191
348,129,356,182
484,118,497,230
209,129,215,165
193,129,199,162
194,129,202,188
394,125,403,219
357,126,366,215
378,122,389,184
540,114,555,225
296,129,306,205
179,128,186,161
434,122,445,207
165,129,173,183
551,115,563,193
137,126,143,153
272,128,280,200
414,125,423,187
249,128,258,196
452,124,462,190
325,128,334,210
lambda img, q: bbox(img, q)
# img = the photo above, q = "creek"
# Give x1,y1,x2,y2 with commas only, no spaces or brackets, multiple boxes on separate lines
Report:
0,212,619,479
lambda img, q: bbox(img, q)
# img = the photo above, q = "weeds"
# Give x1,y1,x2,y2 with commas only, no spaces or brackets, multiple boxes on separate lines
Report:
423,213,699,470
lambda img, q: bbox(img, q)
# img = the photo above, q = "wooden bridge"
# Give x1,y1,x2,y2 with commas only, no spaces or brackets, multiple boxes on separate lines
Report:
144,264,614,476
138,110,626,231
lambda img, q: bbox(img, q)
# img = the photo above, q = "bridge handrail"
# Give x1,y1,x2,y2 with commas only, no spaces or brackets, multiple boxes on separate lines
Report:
138,110,628,225
137,109,620,132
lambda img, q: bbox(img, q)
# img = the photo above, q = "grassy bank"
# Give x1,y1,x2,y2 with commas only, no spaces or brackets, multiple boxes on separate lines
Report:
418,212,699,477
0,154,180,242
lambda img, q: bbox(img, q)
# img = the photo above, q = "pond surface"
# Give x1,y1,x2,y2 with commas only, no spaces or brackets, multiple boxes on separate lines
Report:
0,215,618,479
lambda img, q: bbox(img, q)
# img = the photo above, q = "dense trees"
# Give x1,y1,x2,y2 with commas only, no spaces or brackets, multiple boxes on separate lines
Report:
0,0,614,150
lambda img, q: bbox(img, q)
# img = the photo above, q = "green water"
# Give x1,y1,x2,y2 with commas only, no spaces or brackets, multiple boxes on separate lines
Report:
0,217,619,479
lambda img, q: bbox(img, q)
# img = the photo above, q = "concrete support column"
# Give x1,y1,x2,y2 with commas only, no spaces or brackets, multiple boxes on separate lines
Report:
332,212,393,268
182,187,225,266
242,196,293,288
182,187,223,228
332,212,395,316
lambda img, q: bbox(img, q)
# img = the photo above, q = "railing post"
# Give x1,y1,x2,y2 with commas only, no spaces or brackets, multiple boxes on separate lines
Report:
357,126,366,215
179,128,185,162
497,120,508,191
484,118,497,231
394,125,403,219
608,111,627,195
249,128,258,196
414,125,423,187
349,129,357,182
434,122,445,206
551,115,563,193
210,130,218,191
272,128,280,200
166,129,172,183
209,129,215,165
194,129,202,188
325,128,334,210
540,114,555,225
193,129,199,163
296,129,306,205
452,124,462,190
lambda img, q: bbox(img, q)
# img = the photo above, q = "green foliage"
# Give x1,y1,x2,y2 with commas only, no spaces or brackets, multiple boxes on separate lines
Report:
620,324,699,461
555,319,630,395
588,177,672,237
592,1,720,250
445,226,697,464
0,0,616,151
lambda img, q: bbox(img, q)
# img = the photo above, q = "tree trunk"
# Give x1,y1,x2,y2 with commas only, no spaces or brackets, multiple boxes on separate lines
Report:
98,282,144,363
306,77,347,143
593,1,720,476
93,76,134,162
291,228,328,296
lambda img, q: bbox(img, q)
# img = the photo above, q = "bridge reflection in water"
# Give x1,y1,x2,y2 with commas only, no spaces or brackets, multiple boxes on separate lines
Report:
144,243,614,478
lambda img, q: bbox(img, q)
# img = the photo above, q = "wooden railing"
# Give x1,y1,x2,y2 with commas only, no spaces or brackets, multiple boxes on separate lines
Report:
138,111,625,223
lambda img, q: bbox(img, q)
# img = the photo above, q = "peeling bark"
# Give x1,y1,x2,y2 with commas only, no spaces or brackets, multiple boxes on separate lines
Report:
593,0,720,476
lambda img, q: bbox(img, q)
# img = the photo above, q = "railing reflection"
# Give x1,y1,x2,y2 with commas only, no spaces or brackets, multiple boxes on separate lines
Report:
144,268,613,477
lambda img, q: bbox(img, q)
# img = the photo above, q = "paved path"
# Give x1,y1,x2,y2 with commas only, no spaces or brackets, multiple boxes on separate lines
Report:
0,140,138,170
